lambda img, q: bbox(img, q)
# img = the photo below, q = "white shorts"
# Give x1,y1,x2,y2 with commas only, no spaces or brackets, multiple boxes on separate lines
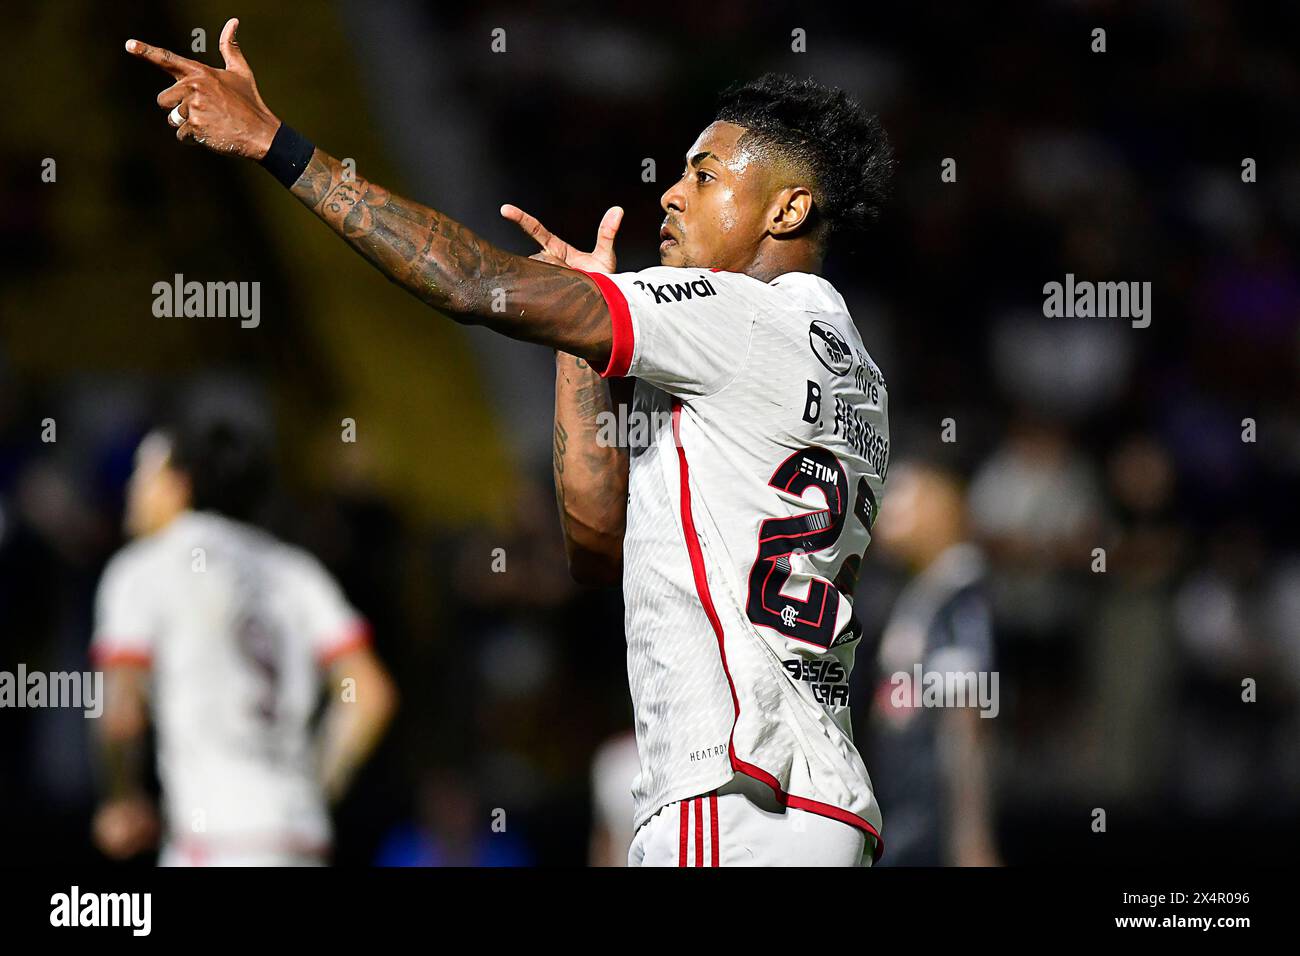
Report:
628,777,872,867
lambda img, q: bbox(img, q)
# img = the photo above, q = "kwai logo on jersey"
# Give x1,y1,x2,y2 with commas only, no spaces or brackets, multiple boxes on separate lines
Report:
631,275,719,304
808,320,853,375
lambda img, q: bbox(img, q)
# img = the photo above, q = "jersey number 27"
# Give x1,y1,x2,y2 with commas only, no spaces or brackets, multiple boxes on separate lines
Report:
745,446,875,649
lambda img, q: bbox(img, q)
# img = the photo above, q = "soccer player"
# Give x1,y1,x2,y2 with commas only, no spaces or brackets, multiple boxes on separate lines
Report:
91,416,398,865
125,19,892,865
868,461,1002,866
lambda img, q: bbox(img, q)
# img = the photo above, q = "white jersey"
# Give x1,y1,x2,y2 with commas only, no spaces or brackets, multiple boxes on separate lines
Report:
91,510,370,859
583,266,890,858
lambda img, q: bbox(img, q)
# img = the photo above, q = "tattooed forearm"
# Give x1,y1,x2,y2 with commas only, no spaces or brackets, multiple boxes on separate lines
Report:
288,149,613,363
553,351,627,584
553,420,568,477
574,377,608,421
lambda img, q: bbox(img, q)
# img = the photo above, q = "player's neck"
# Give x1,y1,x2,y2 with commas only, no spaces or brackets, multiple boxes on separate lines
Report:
739,242,822,284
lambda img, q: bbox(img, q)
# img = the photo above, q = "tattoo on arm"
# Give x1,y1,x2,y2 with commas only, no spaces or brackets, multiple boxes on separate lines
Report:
290,150,612,364
552,352,628,568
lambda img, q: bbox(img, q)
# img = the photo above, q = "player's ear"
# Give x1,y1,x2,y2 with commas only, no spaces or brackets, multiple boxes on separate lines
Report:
769,186,814,237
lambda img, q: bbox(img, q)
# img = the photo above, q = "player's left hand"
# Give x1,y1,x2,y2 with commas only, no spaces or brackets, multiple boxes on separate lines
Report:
501,204,623,274
126,18,280,160
92,795,160,860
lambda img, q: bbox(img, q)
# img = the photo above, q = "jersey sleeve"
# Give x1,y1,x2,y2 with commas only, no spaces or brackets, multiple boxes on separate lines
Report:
291,554,372,667
581,266,762,397
91,549,159,667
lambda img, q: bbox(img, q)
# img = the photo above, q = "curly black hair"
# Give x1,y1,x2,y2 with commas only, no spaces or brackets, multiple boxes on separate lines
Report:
715,73,893,251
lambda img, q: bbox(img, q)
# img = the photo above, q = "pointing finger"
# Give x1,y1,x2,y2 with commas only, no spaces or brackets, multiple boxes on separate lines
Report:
501,203,562,255
125,38,202,79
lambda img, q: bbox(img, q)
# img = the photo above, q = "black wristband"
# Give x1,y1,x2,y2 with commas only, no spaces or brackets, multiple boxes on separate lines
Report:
260,122,315,189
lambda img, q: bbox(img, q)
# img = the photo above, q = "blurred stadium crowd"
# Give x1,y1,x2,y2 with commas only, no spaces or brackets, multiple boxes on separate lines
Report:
1,0,1297,864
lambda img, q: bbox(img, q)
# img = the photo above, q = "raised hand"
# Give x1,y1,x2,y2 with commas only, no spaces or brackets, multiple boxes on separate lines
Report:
126,18,280,159
501,204,623,274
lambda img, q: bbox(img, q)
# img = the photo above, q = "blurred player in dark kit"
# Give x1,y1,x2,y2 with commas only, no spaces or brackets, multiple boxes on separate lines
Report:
867,461,1001,866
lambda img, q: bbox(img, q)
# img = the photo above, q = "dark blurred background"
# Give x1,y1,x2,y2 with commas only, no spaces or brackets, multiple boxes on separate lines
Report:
1,0,1297,865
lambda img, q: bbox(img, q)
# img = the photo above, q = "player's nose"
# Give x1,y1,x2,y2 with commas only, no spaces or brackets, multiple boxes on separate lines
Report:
660,180,684,215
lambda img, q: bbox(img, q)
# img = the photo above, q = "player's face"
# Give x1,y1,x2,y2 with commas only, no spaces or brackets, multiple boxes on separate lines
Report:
873,466,923,558
874,466,962,569
125,433,189,538
659,121,777,271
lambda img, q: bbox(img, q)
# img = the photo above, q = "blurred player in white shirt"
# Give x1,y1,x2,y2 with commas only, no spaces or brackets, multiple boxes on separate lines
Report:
90,417,397,866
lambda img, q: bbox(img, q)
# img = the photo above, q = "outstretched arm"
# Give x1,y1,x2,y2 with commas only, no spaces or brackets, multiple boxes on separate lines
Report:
126,19,613,366
285,150,612,358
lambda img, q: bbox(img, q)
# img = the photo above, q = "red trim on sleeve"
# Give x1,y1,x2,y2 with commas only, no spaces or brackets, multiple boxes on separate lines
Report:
89,646,153,668
578,270,634,379
317,620,373,667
